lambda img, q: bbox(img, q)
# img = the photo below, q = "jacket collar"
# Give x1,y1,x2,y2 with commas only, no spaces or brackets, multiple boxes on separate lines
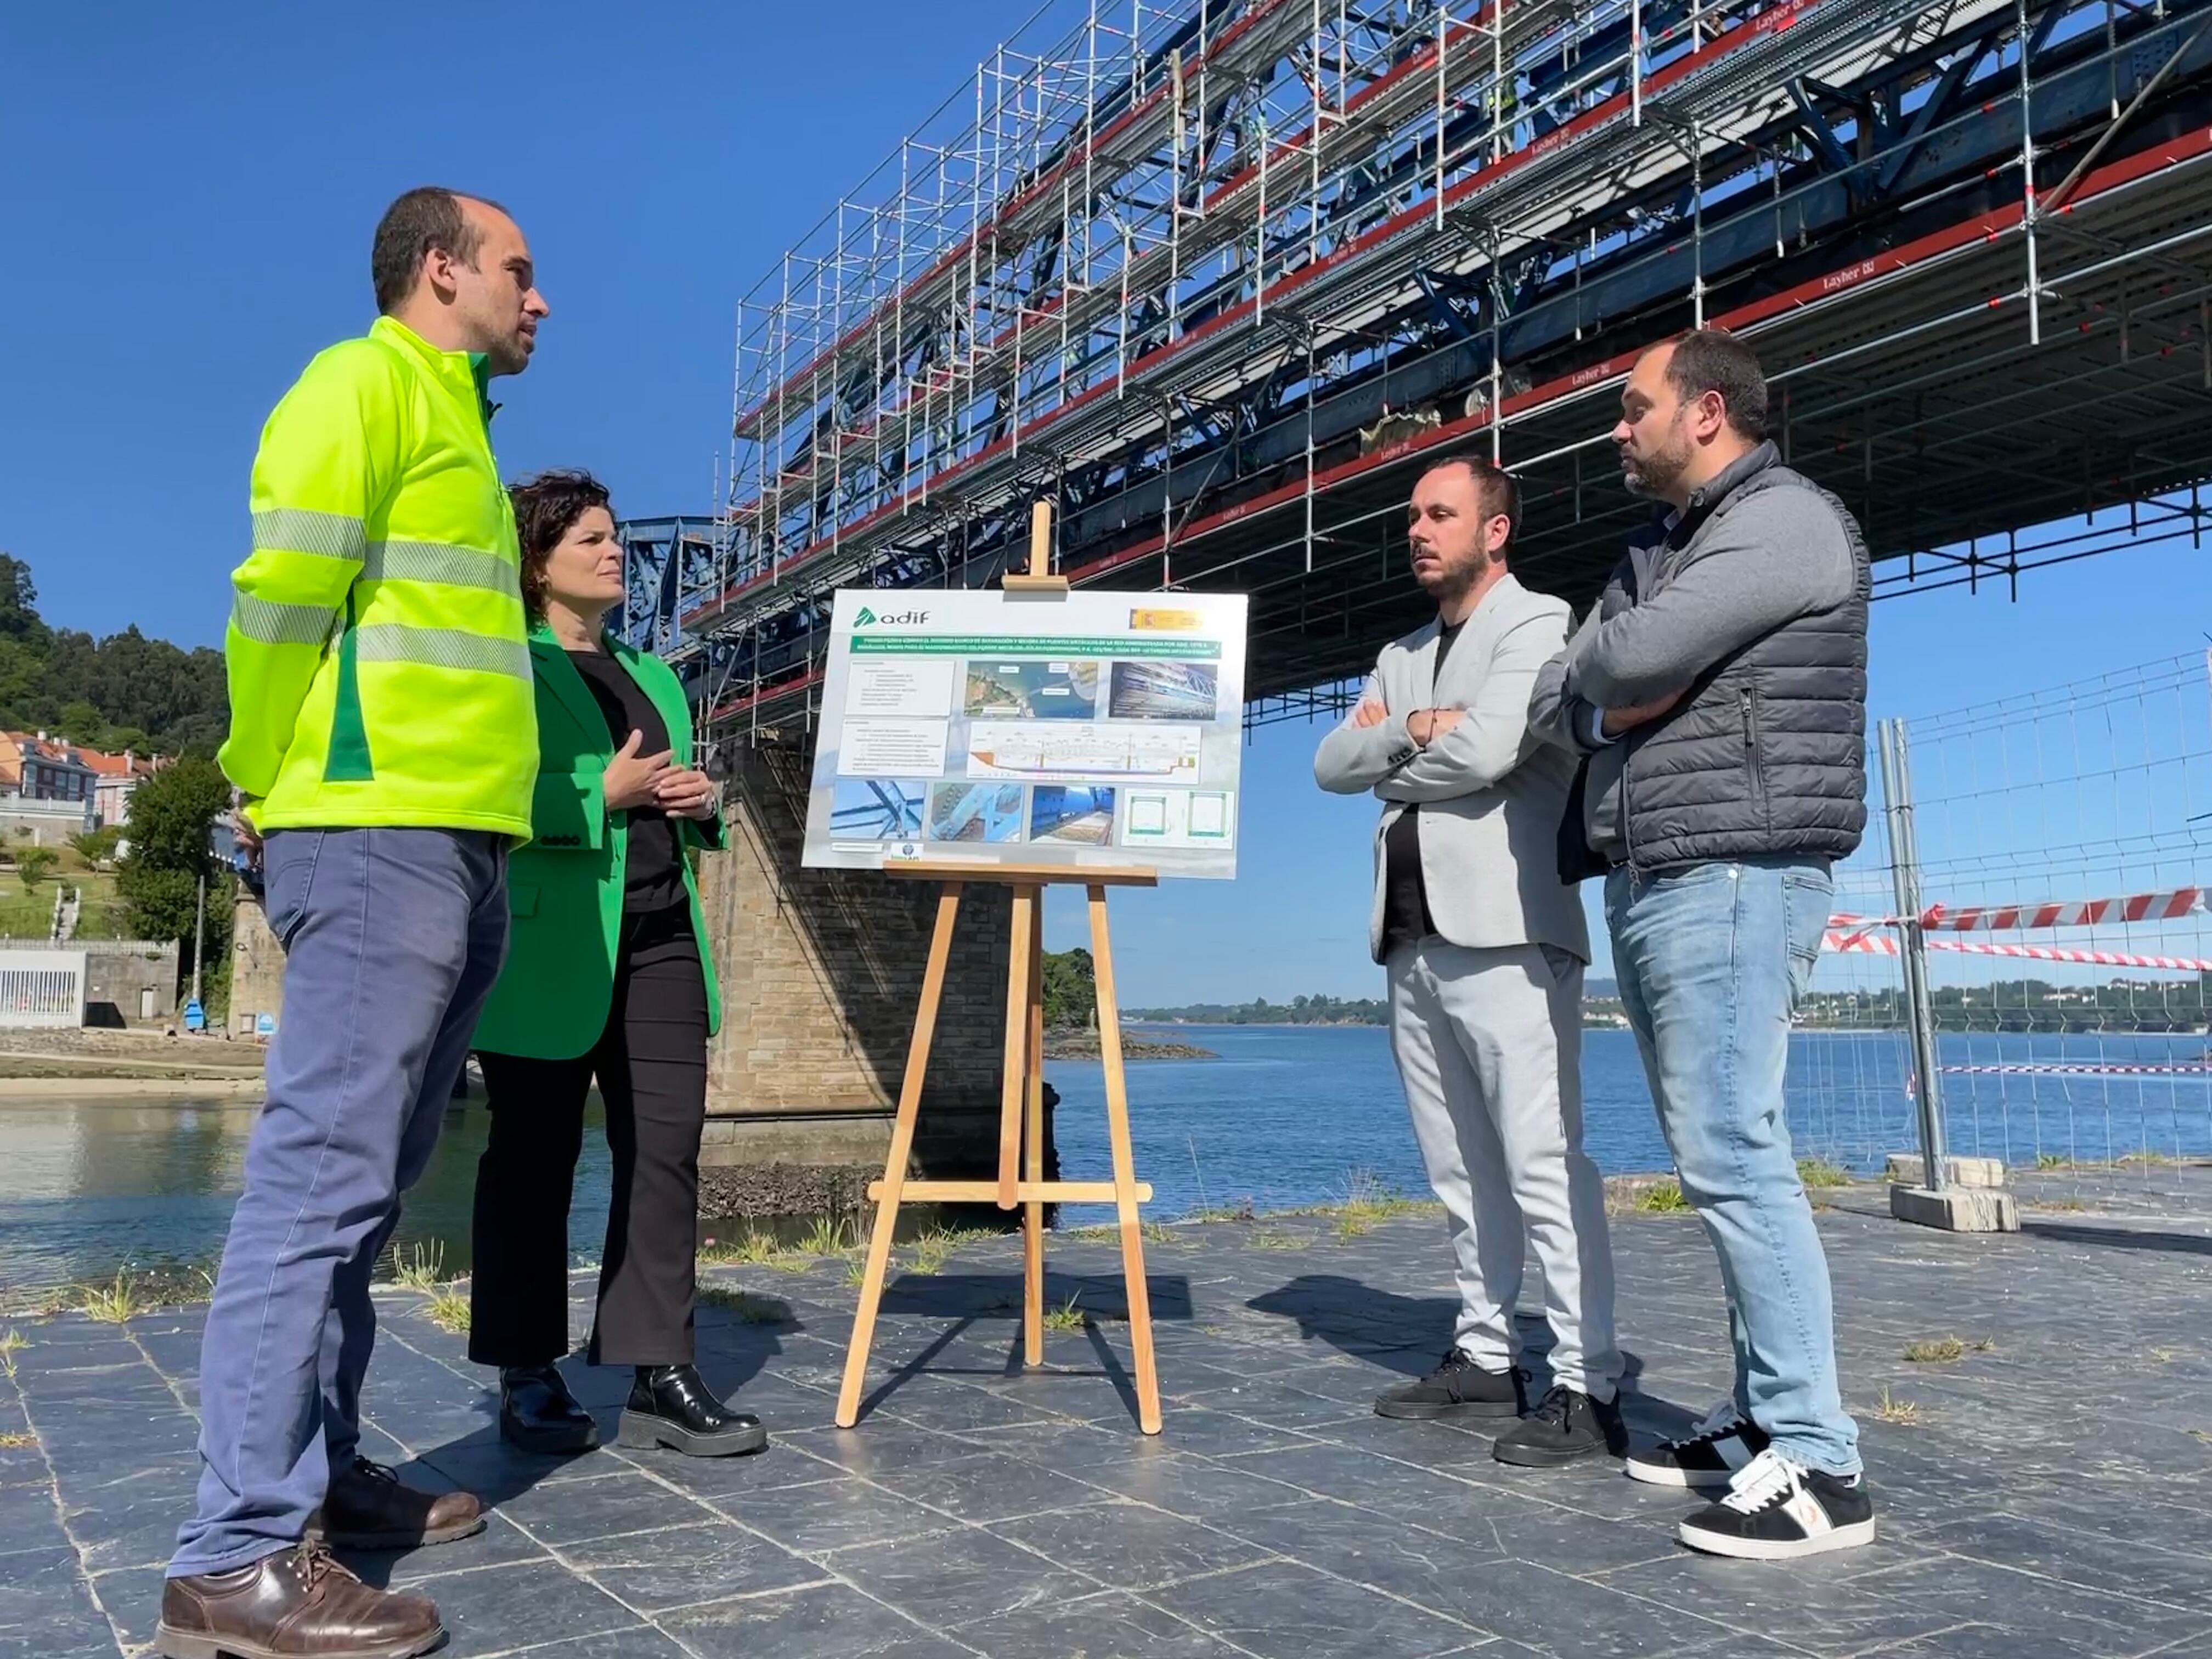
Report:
369,316,496,422
527,619,621,742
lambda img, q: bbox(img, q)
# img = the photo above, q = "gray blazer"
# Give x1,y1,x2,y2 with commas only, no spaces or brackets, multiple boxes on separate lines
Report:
1314,573,1590,965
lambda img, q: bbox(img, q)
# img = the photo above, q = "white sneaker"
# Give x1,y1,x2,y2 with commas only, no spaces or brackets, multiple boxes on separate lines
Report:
1677,1446,1877,1560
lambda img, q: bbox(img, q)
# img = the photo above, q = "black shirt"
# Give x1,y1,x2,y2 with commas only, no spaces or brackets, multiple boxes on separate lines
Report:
1379,619,1465,961
566,648,689,916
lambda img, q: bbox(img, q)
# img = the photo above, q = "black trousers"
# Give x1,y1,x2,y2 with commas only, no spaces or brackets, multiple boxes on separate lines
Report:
469,902,709,1368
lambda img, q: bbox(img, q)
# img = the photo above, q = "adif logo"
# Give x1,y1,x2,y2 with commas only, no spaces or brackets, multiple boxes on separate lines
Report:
854,606,878,625
855,606,929,626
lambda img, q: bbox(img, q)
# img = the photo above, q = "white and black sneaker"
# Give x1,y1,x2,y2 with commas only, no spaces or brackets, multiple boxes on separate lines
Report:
1625,1398,1769,1488
1678,1447,1876,1560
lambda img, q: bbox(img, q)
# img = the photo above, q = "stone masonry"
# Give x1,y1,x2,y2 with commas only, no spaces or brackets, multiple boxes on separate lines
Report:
694,732,1021,1216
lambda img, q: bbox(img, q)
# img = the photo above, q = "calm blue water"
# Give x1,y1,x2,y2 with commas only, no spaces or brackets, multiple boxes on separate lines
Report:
6,1026,2210,1290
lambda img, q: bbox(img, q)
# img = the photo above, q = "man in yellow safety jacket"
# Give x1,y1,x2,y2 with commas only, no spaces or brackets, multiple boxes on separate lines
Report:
160,187,549,1659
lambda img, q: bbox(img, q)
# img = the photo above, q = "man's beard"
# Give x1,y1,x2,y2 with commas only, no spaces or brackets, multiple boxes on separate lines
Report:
1620,431,1691,498
1416,544,1490,598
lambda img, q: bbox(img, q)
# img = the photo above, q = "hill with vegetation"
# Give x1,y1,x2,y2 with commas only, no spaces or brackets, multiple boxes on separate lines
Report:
0,554,227,756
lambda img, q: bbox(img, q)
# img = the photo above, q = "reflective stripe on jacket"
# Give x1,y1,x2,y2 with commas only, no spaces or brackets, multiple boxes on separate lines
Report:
218,316,537,837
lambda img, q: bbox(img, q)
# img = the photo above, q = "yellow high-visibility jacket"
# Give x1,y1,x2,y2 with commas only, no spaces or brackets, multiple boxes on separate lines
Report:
218,316,538,837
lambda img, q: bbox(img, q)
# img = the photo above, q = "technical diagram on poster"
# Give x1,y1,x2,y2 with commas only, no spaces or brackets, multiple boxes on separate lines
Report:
803,588,1248,878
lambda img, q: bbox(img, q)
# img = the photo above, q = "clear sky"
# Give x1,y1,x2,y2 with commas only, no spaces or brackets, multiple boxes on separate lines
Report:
7,4,2209,1004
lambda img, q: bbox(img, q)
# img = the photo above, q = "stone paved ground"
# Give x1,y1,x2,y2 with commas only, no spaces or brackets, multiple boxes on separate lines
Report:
4,1166,2211,1659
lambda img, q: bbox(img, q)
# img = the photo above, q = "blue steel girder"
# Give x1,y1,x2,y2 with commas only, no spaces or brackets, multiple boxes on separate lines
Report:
678,0,2212,698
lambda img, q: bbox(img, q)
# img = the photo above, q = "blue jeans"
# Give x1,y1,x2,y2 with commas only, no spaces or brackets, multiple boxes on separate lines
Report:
1605,857,1860,1478
170,828,509,1577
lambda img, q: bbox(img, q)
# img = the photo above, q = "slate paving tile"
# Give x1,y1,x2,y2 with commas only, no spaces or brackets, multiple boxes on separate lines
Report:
659,1578,979,1657
1917,1510,2212,1611
937,1418,1170,1473
830,1522,1100,1628
991,1497,1276,1590
867,1449,1111,1525
1845,1554,2210,1655
487,1468,716,1548
0,1545,99,1632
84,1561,165,1649
778,1420,999,1479
370,1511,557,1588
561,1518,821,1611
716,1475,953,1555
953,1585,1259,1657
1058,1449,1313,1520
473,1626,698,1659
1142,1556,1492,1658
407,1558,641,1651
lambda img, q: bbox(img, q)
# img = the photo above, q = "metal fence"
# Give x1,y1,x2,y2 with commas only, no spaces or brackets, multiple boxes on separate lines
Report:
1788,653,2212,1192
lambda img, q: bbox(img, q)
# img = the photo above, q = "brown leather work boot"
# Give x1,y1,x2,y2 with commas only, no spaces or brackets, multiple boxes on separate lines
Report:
306,1456,483,1550
155,1541,441,1659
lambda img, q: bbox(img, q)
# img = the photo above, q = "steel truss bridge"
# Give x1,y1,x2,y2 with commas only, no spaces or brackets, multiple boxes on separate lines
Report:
619,0,2212,736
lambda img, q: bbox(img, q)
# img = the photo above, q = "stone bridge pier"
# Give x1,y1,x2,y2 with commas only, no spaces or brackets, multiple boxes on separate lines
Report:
692,732,1024,1225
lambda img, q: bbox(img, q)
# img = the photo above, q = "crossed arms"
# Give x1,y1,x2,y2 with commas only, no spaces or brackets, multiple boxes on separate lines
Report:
1313,610,1567,802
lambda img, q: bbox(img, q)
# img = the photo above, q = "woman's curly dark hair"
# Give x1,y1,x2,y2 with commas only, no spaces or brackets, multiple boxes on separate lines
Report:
509,469,614,617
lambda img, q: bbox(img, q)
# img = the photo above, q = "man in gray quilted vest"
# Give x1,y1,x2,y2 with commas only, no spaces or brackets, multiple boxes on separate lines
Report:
1530,329,1876,1561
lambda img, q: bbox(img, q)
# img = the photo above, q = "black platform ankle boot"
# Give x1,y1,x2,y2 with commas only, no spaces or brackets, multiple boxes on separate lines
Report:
499,1363,600,1454
616,1364,768,1458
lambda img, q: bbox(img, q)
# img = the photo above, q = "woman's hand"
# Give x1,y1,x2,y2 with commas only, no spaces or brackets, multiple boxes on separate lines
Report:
603,730,674,812
653,767,719,821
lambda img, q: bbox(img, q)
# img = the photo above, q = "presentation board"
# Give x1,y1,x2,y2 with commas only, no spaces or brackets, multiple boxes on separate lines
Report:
802,588,1248,879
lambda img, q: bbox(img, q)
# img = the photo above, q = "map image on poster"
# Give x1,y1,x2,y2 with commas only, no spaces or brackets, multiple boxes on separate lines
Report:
803,588,1247,878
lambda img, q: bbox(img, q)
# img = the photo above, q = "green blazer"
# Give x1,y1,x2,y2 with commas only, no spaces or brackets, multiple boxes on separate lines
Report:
471,623,724,1060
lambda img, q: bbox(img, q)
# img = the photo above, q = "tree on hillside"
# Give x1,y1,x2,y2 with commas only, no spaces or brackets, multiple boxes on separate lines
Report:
0,557,227,755
117,757,234,983
15,847,57,890
67,827,123,867
1042,947,1098,1028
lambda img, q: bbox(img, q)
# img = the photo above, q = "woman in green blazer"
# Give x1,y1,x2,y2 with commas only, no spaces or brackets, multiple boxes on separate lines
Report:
467,470,765,1459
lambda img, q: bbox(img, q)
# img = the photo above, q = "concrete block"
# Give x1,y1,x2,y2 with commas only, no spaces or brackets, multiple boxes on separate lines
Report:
1884,1153,2008,1189
1889,1183,2021,1233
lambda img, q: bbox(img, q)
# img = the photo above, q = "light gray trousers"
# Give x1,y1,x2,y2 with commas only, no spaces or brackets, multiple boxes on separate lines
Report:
1386,938,1622,1401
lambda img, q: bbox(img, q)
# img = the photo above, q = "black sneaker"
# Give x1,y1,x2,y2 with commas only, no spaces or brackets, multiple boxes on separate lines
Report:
1625,1398,1770,1488
1373,1349,1524,1420
1493,1385,1626,1467
1678,1447,1876,1560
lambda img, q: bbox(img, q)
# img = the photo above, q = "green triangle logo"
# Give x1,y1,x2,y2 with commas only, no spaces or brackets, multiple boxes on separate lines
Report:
855,606,878,626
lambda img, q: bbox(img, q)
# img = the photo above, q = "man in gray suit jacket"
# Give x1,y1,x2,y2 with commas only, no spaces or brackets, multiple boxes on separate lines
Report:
1316,453,1623,1469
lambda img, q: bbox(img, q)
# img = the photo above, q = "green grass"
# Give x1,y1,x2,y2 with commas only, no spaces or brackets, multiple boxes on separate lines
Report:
77,1272,144,1324
1251,1231,1312,1252
0,1328,24,1381
697,1287,791,1325
0,1432,32,1451
903,1226,989,1276
1636,1180,1693,1214
1041,1294,1088,1333
698,1231,787,1268
1189,1200,1258,1224
2035,1153,2072,1170
795,1218,857,1259
387,1242,449,1291
1869,1385,1925,1426
1796,1158,1852,1189
1903,1336,1965,1364
1065,1225,1116,1243
422,1288,472,1335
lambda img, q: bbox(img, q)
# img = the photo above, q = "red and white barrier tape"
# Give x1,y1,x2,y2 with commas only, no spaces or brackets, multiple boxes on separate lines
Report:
1821,932,2212,973
1828,886,2205,933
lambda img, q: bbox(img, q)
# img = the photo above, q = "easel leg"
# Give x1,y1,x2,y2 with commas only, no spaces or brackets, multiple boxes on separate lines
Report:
1023,911,1046,1367
837,884,963,1429
1088,885,1161,1434
996,885,1035,1212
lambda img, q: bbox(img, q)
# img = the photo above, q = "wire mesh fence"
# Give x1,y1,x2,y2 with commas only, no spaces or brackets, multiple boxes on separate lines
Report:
1788,652,2212,1198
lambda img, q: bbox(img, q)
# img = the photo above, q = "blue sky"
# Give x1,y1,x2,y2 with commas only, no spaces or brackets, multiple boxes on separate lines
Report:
7,4,2209,1004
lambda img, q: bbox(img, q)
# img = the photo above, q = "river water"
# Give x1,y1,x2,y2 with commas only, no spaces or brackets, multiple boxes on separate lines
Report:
5,1025,2210,1291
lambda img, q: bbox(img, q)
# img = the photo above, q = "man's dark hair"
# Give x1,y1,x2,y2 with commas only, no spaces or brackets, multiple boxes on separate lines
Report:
1661,328,1769,439
371,187,506,314
510,470,615,617
1419,451,1521,557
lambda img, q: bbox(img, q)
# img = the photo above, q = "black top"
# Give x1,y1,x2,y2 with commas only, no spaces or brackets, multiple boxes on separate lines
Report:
566,648,689,916
1379,618,1466,961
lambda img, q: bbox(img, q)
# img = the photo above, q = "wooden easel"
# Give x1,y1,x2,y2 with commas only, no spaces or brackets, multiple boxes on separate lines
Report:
834,504,1165,1435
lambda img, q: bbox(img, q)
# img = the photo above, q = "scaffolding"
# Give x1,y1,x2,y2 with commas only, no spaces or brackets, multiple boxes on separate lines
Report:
620,0,2212,740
